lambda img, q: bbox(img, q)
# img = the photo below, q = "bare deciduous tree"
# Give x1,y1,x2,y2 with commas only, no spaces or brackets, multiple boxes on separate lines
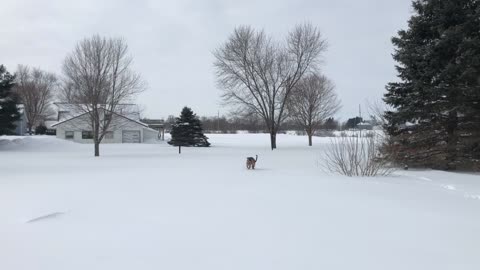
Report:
14,65,57,134
61,35,145,156
288,74,340,146
214,23,327,149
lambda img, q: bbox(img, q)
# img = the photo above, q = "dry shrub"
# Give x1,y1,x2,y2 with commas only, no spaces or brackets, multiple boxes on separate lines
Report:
322,134,394,177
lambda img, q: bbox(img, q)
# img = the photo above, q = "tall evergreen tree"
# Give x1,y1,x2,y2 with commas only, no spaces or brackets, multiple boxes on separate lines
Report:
169,107,210,153
384,0,480,170
0,65,20,135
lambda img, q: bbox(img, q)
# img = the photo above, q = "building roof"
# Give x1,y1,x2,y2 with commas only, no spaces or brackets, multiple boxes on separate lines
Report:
141,119,165,128
53,103,141,122
357,121,373,127
141,119,165,124
51,108,149,128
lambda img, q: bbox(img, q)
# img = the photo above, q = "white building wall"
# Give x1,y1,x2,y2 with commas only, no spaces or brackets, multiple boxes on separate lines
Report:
143,128,160,142
55,113,156,144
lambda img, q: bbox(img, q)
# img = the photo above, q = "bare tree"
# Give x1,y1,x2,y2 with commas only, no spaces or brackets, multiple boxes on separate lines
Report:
214,23,327,149
288,74,340,146
14,65,57,134
61,35,144,156
367,99,392,128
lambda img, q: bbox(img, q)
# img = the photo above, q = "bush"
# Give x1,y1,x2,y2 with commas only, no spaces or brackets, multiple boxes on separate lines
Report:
321,134,394,177
35,124,47,135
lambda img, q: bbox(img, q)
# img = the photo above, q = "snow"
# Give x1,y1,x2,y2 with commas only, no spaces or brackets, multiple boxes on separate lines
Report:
1,134,480,270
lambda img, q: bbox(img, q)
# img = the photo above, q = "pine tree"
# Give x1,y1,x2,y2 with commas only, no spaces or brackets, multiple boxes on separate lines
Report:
344,117,363,130
384,0,480,170
169,107,210,153
0,65,20,135
322,117,339,130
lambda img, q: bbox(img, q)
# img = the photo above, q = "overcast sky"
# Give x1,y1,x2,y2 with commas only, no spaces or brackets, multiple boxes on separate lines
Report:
1,0,413,121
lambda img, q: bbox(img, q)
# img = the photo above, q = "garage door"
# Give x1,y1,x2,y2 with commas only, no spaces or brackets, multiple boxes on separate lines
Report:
122,130,141,143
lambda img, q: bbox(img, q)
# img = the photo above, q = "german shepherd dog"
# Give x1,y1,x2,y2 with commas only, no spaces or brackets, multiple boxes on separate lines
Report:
246,155,258,170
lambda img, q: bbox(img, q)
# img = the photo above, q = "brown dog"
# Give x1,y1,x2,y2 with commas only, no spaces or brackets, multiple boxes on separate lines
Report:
246,155,258,170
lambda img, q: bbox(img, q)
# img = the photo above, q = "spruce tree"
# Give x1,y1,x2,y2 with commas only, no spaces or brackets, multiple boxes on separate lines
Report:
323,117,338,130
344,117,363,130
0,65,20,135
384,0,480,170
169,107,210,153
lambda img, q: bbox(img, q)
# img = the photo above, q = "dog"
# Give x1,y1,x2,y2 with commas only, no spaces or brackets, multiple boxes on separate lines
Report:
246,155,258,170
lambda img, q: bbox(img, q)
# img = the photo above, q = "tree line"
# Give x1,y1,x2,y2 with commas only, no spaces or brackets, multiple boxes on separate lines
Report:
1,23,342,153
0,65,58,135
169,115,341,134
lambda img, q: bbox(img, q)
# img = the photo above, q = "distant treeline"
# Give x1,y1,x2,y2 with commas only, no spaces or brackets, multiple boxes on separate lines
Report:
164,115,342,133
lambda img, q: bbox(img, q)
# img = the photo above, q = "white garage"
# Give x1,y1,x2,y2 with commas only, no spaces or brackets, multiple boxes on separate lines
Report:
122,130,141,143
52,110,159,144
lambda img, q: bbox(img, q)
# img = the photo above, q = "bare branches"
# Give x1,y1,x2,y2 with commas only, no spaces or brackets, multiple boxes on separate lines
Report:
284,23,327,91
322,135,394,177
62,36,144,108
288,73,341,146
214,23,327,149
14,65,58,133
367,99,392,127
61,35,145,156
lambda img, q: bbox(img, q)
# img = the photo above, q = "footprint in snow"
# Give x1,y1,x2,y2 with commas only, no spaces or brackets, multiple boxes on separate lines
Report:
464,194,480,200
414,176,458,193
441,184,457,191
26,212,66,223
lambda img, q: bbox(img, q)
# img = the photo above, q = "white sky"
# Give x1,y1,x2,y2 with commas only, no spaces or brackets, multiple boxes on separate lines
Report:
1,0,413,121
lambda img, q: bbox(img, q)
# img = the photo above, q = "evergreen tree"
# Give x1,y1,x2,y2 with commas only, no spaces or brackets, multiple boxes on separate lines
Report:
169,107,210,153
35,124,47,135
322,117,339,130
384,0,480,170
0,65,20,135
344,117,363,130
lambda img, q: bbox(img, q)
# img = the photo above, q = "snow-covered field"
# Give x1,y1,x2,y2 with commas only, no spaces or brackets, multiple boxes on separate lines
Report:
1,134,479,270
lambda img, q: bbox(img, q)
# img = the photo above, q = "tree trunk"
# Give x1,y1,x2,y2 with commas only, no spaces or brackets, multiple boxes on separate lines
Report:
179,145,181,154
445,110,458,170
270,131,277,150
306,127,313,146
94,118,100,157
27,124,33,135
94,142,100,157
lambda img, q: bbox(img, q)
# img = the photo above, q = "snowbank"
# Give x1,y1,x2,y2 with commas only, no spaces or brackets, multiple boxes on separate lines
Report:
1,134,479,270
0,135,79,152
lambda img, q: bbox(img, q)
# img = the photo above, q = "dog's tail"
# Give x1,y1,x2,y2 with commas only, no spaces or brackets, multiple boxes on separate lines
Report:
255,155,258,162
